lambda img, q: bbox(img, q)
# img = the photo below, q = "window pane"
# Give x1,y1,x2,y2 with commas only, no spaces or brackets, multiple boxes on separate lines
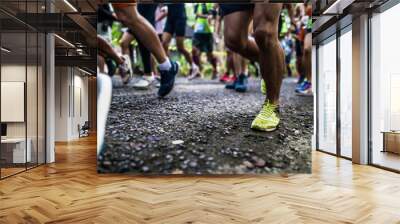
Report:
318,37,337,154
340,29,352,158
1,31,27,177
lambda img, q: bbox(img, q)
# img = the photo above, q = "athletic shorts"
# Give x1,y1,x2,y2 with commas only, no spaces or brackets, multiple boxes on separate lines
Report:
193,33,213,53
164,17,186,37
219,4,254,17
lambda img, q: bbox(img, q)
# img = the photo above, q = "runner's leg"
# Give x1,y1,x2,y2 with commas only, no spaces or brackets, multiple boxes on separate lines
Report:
113,3,178,97
223,10,258,62
120,32,134,56
113,4,168,64
303,32,312,83
207,51,218,78
253,3,284,105
176,36,194,66
98,55,106,73
162,32,172,56
98,35,124,65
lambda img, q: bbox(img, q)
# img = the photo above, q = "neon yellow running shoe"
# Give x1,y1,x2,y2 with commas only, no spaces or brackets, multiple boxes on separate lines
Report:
251,101,280,132
261,79,267,95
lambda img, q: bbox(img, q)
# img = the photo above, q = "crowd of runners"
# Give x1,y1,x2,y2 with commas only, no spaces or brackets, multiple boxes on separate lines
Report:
97,1,312,151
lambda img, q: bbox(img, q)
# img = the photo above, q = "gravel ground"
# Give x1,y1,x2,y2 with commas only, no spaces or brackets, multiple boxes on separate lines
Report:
98,77,313,175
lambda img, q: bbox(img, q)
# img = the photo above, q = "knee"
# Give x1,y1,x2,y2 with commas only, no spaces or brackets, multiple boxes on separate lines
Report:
254,26,277,49
224,33,246,53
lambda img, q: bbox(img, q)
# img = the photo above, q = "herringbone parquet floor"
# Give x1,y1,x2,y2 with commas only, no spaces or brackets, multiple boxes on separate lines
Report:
1,135,400,224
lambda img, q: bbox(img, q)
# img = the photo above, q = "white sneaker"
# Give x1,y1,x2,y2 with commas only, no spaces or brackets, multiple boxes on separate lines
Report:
145,75,156,83
130,77,151,89
119,54,132,84
121,54,132,75
188,64,200,80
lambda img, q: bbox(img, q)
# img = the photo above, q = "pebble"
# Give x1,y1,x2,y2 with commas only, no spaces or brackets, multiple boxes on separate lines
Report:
142,166,150,172
243,161,254,169
255,158,266,168
189,161,198,168
172,140,184,145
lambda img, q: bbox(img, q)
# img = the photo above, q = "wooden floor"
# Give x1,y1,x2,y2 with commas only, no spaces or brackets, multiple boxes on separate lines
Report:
1,136,400,224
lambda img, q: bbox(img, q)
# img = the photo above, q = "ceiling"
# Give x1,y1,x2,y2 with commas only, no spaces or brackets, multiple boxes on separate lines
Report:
312,0,392,43
0,0,96,74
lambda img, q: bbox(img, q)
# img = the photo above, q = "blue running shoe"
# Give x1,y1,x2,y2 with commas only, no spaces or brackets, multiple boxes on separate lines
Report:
235,74,248,92
297,81,313,96
158,61,179,97
225,76,238,89
295,80,307,93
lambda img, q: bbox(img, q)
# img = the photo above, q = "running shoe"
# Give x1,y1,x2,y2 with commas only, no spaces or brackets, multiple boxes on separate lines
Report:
158,61,179,97
261,79,267,95
188,64,200,80
295,80,308,93
251,101,280,132
298,82,313,96
122,54,133,74
219,73,231,83
225,76,238,89
130,76,154,89
227,75,237,83
297,75,305,84
235,74,248,92
118,55,132,85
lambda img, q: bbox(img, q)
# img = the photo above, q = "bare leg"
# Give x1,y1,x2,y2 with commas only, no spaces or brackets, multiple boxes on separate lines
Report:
176,36,193,66
98,35,123,65
232,52,244,76
241,56,248,75
254,3,284,105
98,55,106,73
192,46,201,70
120,32,134,55
113,4,168,64
151,56,158,76
206,51,218,76
226,50,234,75
303,32,312,82
162,32,172,56
223,10,259,62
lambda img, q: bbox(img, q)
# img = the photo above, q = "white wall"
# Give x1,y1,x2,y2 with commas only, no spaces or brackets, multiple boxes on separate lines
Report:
54,67,89,141
1,63,46,164
1,65,32,138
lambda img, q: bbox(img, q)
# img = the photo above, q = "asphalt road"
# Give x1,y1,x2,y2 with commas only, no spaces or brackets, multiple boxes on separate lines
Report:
98,77,313,175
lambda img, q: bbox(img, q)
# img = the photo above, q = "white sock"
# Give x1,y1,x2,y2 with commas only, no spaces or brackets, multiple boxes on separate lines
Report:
158,59,171,71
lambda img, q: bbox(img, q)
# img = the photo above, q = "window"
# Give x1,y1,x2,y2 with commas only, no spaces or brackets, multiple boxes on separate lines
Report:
317,35,337,154
370,3,400,171
339,27,352,158
0,0,46,179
